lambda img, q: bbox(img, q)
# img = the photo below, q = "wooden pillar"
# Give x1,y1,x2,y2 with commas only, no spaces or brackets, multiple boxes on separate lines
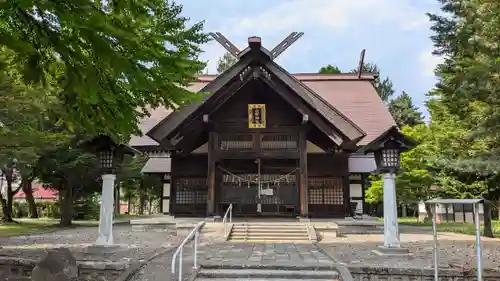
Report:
161,173,172,214
299,130,308,217
207,132,216,216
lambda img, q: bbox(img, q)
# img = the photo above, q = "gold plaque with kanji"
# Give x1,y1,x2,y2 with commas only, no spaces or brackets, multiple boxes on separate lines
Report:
248,104,266,128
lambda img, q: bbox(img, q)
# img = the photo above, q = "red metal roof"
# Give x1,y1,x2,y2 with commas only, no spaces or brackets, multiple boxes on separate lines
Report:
130,73,395,147
14,182,58,200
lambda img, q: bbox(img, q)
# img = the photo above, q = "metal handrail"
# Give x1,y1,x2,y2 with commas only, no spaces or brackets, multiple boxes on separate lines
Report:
171,221,204,281
222,203,233,238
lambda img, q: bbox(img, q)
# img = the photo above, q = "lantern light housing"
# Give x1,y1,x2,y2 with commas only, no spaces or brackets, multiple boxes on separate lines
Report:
363,126,418,174
82,135,139,174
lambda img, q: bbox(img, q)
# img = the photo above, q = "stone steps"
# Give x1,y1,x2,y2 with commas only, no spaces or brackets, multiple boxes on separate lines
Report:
196,268,340,280
227,222,314,242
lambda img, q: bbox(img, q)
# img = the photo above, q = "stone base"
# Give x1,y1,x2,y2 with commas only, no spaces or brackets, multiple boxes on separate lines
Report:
372,245,412,257
84,244,130,255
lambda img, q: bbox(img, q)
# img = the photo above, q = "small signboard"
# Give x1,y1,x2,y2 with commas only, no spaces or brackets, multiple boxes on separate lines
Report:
248,104,266,128
260,188,274,196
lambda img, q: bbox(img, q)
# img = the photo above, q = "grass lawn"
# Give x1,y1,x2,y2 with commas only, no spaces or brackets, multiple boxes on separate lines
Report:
0,219,61,237
377,217,500,236
0,218,100,237
0,214,144,237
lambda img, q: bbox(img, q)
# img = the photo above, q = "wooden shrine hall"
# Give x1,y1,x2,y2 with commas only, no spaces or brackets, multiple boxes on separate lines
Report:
130,32,401,218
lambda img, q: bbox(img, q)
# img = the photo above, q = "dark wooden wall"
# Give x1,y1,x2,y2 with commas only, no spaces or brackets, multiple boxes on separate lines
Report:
170,154,208,216
169,78,349,217
212,79,302,130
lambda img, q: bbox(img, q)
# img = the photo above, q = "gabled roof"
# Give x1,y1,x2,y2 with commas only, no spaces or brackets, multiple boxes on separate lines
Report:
146,39,367,146
130,72,395,148
130,37,396,149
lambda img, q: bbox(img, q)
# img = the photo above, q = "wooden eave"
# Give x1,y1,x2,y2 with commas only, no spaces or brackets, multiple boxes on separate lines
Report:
147,47,365,149
146,55,255,143
264,61,366,142
362,125,419,154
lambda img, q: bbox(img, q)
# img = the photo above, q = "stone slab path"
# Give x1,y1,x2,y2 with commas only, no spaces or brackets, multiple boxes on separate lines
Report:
318,232,500,271
200,243,335,269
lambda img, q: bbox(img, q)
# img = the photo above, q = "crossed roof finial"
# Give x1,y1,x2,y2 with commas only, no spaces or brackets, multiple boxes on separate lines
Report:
209,32,304,60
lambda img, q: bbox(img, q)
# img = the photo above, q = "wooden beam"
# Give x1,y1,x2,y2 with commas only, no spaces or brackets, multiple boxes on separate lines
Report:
302,114,309,124
209,32,240,57
207,132,216,216
357,49,366,79
260,77,344,146
265,61,365,141
299,128,308,217
270,32,304,60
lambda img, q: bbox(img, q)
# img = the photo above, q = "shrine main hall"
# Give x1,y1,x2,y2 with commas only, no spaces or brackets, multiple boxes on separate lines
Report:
130,34,400,218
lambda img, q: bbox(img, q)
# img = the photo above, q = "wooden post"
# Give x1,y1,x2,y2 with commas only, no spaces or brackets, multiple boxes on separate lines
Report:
299,129,308,217
207,132,216,216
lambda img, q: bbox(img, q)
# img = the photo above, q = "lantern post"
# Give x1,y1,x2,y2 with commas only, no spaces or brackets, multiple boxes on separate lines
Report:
364,126,417,255
82,135,138,246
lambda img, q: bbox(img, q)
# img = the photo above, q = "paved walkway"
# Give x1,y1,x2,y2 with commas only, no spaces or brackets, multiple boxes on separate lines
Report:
200,242,335,269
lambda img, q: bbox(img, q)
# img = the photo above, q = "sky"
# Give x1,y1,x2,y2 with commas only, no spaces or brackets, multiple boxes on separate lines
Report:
178,0,444,118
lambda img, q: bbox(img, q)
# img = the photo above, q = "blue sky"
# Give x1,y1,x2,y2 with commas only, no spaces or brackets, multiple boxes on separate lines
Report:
179,0,443,118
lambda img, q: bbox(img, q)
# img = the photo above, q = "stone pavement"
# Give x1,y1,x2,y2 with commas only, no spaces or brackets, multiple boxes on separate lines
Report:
200,242,336,269
0,225,180,262
318,231,500,271
130,245,197,281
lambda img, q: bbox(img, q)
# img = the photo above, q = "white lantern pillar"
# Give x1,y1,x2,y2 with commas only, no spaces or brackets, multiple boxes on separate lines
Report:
382,172,400,248
96,174,116,245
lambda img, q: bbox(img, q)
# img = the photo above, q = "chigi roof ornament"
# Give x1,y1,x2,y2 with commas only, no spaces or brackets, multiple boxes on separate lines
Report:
208,32,304,60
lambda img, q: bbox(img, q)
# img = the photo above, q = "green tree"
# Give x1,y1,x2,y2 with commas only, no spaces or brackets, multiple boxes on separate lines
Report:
388,92,424,127
216,52,238,74
365,125,435,215
427,0,499,237
36,136,101,226
0,1,209,140
318,65,342,74
0,67,61,221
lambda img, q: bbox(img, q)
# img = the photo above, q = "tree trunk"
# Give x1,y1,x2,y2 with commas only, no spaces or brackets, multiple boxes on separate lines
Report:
138,181,146,215
21,177,38,218
148,195,153,215
59,186,73,227
424,203,433,223
483,202,494,237
127,194,132,214
2,171,15,222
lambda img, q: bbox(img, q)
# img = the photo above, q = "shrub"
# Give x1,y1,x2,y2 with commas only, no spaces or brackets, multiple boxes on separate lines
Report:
37,201,60,218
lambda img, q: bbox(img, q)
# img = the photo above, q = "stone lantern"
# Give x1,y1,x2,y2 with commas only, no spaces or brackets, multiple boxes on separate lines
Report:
82,135,139,246
364,126,417,255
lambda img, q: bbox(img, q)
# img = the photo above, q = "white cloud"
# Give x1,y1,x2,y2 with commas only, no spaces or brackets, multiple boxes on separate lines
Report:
419,49,444,77
222,0,431,38
198,0,435,73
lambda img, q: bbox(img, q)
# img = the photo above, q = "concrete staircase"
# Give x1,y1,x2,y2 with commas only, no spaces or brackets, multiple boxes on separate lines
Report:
196,268,340,280
195,265,347,281
227,222,316,243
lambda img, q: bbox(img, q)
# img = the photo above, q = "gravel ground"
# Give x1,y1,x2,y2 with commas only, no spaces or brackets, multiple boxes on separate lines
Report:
318,231,500,271
0,225,182,262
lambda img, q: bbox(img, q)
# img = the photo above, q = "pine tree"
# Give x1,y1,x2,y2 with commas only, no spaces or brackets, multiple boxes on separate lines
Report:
427,0,500,237
388,92,424,127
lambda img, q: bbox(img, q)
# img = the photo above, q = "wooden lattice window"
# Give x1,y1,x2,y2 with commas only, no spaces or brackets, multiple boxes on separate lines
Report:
308,178,343,205
219,134,254,151
260,134,298,151
175,178,207,204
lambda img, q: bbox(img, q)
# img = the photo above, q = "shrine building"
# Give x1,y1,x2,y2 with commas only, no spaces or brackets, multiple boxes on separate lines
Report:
130,33,400,218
